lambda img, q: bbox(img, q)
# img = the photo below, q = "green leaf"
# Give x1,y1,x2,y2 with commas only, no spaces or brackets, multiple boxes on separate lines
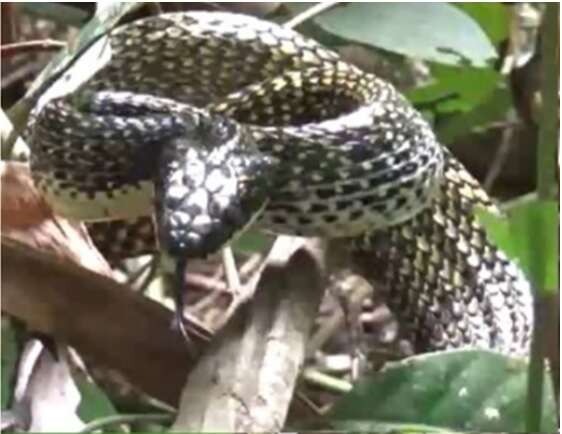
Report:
231,230,274,254
453,3,509,45
329,349,557,432
286,3,497,67
76,375,118,424
436,83,512,143
476,199,559,292
1,319,19,410
407,64,501,116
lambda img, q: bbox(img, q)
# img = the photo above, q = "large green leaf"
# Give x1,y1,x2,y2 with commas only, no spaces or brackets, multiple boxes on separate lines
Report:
453,3,509,45
287,3,497,67
329,350,557,432
477,198,559,292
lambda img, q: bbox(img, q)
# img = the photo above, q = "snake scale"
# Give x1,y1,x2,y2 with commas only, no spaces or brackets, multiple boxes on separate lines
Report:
27,12,533,355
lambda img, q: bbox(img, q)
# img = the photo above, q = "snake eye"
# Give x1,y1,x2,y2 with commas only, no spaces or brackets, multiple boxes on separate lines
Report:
204,116,238,148
211,121,226,137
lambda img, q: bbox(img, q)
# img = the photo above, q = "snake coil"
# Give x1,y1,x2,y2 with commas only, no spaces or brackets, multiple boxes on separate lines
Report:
28,12,533,355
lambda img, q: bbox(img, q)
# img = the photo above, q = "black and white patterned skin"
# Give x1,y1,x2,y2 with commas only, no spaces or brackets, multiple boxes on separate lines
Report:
155,115,274,257
28,12,533,355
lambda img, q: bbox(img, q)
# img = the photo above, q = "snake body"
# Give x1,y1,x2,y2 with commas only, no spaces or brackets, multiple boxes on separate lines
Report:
28,12,533,355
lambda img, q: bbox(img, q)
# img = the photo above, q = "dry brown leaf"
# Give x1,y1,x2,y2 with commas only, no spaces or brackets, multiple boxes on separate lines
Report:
2,162,206,405
1,161,112,276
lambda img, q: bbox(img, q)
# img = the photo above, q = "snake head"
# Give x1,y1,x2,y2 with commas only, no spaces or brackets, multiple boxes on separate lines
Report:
155,117,275,259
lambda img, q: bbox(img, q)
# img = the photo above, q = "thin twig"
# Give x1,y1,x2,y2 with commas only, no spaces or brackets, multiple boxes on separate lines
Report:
80,413,173,433
1,40,66,58
301,367,352,394
126,256,155,287
295,391,328,416
185,273,229,293
210,261,224,281
137,254,160,294
222,246,241,292
190,286,231,317
238,252,264,280
483,114,517,191
283,1,340,30
216,250,272,329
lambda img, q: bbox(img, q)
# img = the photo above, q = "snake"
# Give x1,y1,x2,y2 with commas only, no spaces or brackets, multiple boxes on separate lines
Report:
27,11,533,356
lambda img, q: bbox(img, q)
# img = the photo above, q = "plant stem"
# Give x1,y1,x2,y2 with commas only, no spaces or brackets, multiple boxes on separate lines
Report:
526,301,546,432
526,4,559,432
536,3,559,201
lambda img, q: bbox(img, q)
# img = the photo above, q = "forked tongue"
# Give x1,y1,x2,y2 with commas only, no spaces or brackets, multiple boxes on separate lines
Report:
155,121,274,341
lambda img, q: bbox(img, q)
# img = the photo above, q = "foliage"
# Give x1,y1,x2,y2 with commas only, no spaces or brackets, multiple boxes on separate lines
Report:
329,350,557,432
287,3,497,67
478,198,558,291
